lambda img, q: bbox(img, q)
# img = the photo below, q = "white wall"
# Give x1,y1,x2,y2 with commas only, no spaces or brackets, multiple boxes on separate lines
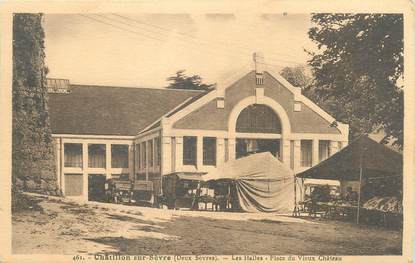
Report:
54,135,134,200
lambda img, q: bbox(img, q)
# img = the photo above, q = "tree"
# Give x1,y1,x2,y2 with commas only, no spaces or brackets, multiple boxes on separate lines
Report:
166,70,216,91
279,65,318,102
308,14,403,148
280,65,311,89
12,14,57,194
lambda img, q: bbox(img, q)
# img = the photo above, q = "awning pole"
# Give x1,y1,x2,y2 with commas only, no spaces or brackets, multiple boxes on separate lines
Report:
356,167,363,224
293,174,297,217
356,141,366,225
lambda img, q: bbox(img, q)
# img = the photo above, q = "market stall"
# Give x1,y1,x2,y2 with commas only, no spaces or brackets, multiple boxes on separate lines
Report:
294,135,402,225
201,152,295,213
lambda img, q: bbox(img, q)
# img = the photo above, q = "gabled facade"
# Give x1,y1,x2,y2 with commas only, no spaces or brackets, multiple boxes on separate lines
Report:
50,54,349,201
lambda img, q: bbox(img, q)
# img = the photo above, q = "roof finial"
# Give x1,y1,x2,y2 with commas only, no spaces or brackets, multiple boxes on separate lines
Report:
253,52,264,74
253,52,264,85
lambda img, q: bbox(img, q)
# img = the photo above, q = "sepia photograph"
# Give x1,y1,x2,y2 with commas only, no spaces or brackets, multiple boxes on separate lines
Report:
0,1,414,262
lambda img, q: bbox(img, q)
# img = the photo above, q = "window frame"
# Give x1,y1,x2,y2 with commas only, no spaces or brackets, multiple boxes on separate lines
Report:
183,136,197,166
300,140,313,167
111,144,129,168
154,137,161,167
141,142,147,169
236,104,281,134
135,143,141,170
64,143,83,168
148,140,154,168
203,137,217,166
318,140,331,162
88,144,106,168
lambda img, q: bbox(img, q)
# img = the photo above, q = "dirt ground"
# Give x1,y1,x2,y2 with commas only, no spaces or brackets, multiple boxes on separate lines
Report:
12,193,402,255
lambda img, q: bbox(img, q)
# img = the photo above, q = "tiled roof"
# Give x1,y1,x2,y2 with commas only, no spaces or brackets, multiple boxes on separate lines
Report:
165,89,213,118
138,90,214,134
48,85,205,136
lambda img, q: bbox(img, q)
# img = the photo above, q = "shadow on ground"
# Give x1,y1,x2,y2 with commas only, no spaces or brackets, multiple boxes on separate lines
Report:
85,211,402,255
12,192,44,213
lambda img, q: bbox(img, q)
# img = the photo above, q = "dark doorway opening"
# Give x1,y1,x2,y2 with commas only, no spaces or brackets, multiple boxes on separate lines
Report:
88,174,106,202
236,138,280,159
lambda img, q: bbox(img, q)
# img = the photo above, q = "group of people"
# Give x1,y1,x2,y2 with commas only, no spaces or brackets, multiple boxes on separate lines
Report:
191,181,239,211
307,185,358,203
302,184,360,215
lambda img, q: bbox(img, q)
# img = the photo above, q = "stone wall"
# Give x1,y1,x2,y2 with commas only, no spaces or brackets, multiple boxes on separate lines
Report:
12,14,59,196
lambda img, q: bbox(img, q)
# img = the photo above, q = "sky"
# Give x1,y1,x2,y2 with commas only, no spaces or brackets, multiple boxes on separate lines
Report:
43,13,316,88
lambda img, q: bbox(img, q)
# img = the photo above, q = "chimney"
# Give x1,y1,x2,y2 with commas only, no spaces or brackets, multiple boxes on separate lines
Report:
253,52,264,85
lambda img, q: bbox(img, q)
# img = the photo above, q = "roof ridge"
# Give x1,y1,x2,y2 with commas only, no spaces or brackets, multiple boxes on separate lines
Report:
69,84,206,92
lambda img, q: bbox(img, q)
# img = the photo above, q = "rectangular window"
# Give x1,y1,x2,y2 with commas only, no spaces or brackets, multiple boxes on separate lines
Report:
64,143,83,168
141,142,147,169
154,137,161,167
88,144,106,168
148,140,154,167
111,144,129,168
319,140,330,162
183,136,197,166
300,140,312,167
171,137,176,171
136,173,146,181
135,143,141,170
203,137,217,166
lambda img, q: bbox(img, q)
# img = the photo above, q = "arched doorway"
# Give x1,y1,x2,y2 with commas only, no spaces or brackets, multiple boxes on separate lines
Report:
235,104,282,159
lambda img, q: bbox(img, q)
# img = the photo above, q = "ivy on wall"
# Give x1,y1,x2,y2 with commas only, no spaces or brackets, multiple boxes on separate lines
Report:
12,13,58,194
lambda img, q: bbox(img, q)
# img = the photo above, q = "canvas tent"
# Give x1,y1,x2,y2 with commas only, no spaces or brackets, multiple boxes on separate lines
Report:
295,135,402,223
201,152,295,213
296,135,402,181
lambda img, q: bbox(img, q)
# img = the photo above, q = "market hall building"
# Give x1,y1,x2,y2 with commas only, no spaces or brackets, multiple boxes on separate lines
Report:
48,54,349,201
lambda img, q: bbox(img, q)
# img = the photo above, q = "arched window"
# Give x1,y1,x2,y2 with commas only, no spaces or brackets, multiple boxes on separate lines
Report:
236,104,281,133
